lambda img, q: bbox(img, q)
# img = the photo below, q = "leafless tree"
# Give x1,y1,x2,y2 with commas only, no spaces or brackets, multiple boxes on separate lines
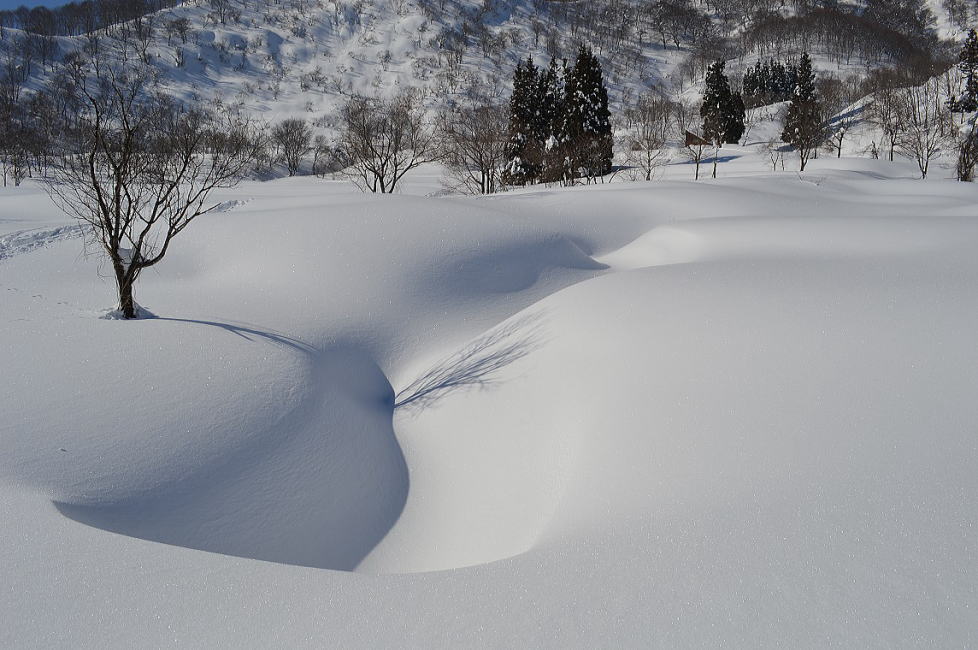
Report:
867,71,905,162
209,0,235,24
740,105,764,143
165,17,191,45
271,118,311,176
44,64,258,319
623,93,673,180
339,91,440,193
897,77,950,178
437,88,508,195
819,76,863,158
311,134,347,178
683,141,707,180
764,139,786,171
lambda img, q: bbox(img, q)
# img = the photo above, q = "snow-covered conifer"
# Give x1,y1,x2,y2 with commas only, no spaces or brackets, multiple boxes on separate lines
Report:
781,52,824,171
562,45,613,182
700,60,743,146
503,57,543,185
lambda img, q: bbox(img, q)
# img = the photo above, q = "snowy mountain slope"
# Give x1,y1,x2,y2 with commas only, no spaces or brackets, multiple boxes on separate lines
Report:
3,152,978,645
5,0,678,132
8,0,962,147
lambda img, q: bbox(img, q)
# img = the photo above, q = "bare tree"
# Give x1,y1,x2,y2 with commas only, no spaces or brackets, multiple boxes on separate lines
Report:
209,0,235,24
271,118,311,176
764,139,785,171
165,17,191,45
741,104,763,142
44,64,257,318
311,134,347,178
623,93,673,180
437,88,508,194
339,91,440,193
819,75,857,158
683,140,707,180
0,92,29,186
897,77,950,179
867,71,905,162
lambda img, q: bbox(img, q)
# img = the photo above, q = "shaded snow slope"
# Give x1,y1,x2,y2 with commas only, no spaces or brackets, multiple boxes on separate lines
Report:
3,162,978,646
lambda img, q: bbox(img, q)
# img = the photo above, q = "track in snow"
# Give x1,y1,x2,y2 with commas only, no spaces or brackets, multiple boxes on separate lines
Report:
0,225,84,261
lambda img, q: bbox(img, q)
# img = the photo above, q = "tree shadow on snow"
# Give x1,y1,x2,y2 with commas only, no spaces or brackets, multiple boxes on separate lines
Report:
156,317,320,354
394,312,546,412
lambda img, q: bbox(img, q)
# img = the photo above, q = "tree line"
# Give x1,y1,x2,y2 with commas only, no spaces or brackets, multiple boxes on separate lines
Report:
1,0,179,36
4,18,978,320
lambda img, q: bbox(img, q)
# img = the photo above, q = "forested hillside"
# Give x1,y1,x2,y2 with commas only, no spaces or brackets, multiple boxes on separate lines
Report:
0,0,976,193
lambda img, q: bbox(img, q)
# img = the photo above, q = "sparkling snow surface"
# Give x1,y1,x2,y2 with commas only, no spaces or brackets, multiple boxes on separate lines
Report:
2,152,978,647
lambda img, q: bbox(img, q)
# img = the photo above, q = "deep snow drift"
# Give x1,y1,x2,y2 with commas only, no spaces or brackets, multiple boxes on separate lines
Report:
2,153,978,647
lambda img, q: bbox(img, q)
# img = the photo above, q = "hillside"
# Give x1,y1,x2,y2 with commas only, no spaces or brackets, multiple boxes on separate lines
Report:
1,0,967,136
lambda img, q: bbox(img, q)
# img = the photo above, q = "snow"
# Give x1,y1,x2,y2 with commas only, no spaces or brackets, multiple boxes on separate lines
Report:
3,150,978,646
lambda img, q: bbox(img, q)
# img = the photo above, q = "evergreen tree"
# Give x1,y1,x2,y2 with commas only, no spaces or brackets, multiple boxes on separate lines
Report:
781,52,824,171
700,60,744,145
951,29,978,112
729,91,746,143
759,60,771,93
561,45,613,181
771,60,787,97
743,65,758,97
540,56,568,183
502,57,543,185
742,58,801,107
783,61,795,95
701,60,730,143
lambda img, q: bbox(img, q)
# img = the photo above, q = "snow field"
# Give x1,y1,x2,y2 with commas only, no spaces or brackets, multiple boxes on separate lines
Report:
2,153,978,646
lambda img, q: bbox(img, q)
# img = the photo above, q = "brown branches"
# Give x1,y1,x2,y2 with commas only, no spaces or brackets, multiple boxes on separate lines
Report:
44,60,258,318
339,91,440,194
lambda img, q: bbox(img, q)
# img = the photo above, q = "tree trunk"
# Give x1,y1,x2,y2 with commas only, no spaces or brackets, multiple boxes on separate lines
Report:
115,266,137,319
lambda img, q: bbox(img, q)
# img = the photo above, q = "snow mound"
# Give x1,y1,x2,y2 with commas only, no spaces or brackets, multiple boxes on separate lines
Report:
56,344,406,571
4,161,978,646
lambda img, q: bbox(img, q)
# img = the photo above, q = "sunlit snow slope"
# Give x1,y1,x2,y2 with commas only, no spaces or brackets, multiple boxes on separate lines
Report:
2,155,978,647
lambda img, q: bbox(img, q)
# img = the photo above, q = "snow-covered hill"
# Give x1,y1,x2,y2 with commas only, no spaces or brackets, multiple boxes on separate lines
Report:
5,0,967,143
2,148,978,646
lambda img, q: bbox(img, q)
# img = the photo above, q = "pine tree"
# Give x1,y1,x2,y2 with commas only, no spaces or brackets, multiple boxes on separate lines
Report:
540,56,567,183
759,60,772,97
561,45,613,182
743,57,802,107
771,60,786,97
781,52,824,171
743,64,758,97
700,60,744,145
729,91,746,143
952,29,978,112
785,61,799,97
502,57,543,185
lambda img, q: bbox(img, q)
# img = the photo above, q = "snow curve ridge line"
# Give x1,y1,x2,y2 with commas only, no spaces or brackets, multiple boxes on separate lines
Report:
0,224,85,261
212,198,252,213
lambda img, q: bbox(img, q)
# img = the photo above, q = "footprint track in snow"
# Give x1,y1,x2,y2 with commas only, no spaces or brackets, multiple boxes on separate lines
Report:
0,224,85,261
